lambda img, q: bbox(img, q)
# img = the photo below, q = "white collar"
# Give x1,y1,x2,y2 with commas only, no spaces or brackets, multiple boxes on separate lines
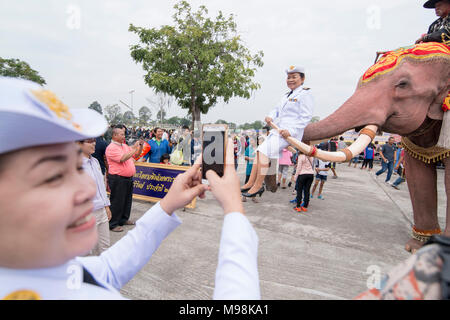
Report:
292,85,304,94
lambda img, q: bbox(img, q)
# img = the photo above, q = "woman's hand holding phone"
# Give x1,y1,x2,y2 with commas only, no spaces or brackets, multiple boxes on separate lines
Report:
206,138,244,215
160,137,244,216
160,158,208,215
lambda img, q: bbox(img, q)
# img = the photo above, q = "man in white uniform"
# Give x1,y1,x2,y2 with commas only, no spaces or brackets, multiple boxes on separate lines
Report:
0,77,259,300
242,66,314,197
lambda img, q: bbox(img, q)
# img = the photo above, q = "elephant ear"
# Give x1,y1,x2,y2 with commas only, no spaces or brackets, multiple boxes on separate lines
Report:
427,102,444,120
427,90,447,120
436,91,450,149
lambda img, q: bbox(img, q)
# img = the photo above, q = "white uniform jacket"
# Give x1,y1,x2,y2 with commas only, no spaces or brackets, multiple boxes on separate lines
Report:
268,85,314,139
0,203,260,300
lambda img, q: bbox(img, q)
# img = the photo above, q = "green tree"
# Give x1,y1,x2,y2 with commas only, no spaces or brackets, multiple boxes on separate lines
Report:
129,0,263,129
156,109,167,123
88,101,102,114
238,120,262,130
215,119,228,125
146,93,172,124
251,120,263,130
104,104,123,125
167,116,180,125
0,57,46,85
123,111,136,127
138,106,152,126
179,117,192,128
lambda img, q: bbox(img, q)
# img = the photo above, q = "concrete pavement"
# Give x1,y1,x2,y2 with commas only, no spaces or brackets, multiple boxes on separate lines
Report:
109,161,447,300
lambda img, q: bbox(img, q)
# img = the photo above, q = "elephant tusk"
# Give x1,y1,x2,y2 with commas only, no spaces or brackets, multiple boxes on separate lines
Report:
267,122,378,163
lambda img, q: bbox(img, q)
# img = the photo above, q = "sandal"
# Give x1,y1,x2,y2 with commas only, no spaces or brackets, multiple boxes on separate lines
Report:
110,226,124,232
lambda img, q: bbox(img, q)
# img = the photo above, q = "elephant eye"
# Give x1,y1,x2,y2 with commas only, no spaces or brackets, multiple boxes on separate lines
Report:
396,80,408,88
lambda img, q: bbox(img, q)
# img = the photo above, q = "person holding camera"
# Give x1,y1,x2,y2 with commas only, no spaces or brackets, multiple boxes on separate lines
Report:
0,77,259,300
105,125,144,232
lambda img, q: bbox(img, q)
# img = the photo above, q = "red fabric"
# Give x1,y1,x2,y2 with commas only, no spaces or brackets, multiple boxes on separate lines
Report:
443,91,450,112
133,141,151,160
362,43,450,84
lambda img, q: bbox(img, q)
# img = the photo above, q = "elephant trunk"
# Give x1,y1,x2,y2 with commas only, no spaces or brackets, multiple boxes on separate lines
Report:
273,90,390,162
303,91,388,142
271,122,378,162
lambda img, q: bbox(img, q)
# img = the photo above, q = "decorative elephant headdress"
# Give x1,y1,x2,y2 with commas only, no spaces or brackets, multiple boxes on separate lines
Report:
359,42,450,150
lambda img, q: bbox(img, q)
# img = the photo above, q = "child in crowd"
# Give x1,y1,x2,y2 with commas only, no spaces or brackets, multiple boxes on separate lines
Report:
311,158,330,200
361,143,375,171
289,150,299,194
293,151,315,212
160,153,171,165
277,148,292,189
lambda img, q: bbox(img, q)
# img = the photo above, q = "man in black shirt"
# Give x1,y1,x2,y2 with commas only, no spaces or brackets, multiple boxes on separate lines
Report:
416,0,450,44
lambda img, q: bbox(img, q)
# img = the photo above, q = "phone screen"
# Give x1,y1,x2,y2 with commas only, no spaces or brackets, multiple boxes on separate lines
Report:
202,127,226,180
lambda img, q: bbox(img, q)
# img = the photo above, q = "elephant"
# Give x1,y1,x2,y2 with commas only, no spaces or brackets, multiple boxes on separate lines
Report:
272,42,450,253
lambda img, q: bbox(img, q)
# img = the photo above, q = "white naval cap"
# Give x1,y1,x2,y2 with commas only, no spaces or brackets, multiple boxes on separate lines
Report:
285,65,305,74
0,76,108,154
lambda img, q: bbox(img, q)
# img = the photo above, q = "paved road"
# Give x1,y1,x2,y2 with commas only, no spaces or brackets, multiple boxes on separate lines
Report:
109,161,447,300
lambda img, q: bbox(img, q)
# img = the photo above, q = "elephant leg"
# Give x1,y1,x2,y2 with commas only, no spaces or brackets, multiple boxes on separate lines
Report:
404,152,440,253
443,156,450,237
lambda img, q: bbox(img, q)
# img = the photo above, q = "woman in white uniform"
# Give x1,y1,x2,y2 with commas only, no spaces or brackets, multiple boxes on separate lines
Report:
241,66,314,198
0,77,259,300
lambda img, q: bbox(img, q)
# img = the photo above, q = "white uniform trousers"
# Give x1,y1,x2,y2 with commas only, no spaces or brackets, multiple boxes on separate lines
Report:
90,208,110,256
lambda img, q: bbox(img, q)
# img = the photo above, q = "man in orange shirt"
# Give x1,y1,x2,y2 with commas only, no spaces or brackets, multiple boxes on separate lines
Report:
106,125,143,232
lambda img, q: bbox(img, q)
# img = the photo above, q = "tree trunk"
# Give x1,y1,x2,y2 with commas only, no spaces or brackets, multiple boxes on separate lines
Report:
190,87,201,131
192,107,201,131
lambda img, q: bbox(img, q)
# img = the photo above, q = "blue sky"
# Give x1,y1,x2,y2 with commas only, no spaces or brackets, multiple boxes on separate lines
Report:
0,0,439,125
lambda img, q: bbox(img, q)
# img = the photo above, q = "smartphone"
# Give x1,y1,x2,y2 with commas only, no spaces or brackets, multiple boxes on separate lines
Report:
201,124,228,180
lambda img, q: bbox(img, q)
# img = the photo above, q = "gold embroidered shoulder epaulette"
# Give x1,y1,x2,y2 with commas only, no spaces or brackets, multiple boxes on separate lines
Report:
303,87,311,90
